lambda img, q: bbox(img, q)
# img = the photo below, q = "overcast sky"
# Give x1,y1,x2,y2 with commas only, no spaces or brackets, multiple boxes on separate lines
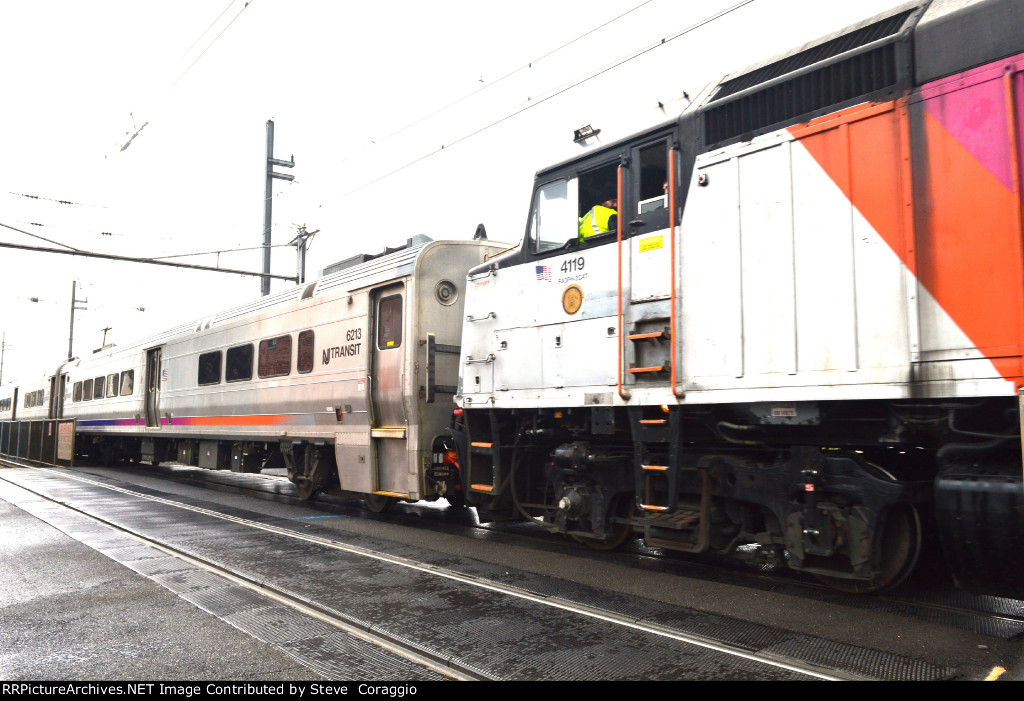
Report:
0,0,908,384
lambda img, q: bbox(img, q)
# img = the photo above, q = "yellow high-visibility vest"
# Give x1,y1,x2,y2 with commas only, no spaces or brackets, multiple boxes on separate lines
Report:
578,205,617,241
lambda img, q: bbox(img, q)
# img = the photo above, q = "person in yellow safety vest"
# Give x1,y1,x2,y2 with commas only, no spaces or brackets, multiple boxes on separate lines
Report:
578,197,618,242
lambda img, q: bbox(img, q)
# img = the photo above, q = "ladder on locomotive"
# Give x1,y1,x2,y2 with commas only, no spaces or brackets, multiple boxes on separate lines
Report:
629,405,710,552
617,147,709,551
615,146,684,397
466,408,504,497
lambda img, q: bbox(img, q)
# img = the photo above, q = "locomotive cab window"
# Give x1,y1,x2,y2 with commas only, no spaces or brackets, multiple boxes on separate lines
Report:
120,370,134,396
630,139,671,234
576,161,620,245
258,335,292,378
198,351,222,386
297,330,314,373
377,295,403,349
529,178,577,253
225,344,254,382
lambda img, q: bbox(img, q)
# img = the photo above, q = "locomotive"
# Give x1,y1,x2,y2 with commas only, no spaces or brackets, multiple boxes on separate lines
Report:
443,0,1024,597
3,0,1024,596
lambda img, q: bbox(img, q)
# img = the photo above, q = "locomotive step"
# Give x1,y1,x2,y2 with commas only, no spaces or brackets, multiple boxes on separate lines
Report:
627,331,669,341
637,506,702,529
628,366,665,374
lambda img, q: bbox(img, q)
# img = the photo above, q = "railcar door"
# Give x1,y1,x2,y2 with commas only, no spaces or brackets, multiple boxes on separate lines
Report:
369,284,408,496
145,348,162,428
48,376,57,419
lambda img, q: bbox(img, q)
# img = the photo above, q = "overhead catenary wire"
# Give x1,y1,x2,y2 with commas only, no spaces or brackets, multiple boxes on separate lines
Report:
151,243,293,261
0,221,81,252
6,191,108,209
342,0,657,161
334,0,757,200
179,0,240,61
0,234,298,282
117,0,257,153
167,0,256,94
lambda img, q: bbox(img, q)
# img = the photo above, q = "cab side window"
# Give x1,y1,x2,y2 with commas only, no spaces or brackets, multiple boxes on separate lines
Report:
529,179,577,253
576,161,620,244
632,139,671,234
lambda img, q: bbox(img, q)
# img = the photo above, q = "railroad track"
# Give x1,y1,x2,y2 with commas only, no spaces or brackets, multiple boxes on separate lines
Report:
61,459,1024,644
0,458,974,680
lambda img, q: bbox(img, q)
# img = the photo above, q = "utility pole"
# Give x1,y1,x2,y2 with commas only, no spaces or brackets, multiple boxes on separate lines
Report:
263,119,295,296
68,281,88,361
289,225,319,285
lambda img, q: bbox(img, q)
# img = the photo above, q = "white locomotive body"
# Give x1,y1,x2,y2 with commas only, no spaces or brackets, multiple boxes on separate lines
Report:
449,0,1024,596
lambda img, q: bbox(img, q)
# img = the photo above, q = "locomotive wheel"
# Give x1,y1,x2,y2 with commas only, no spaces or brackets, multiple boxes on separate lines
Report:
815,503,922,594
364,493,397,513
582,495,636,551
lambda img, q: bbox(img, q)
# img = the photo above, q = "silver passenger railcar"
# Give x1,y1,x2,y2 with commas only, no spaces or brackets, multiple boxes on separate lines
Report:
25,238,505,508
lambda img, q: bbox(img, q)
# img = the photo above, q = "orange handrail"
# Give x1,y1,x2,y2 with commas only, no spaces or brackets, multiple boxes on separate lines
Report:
617,163,629,400
670,145,682,398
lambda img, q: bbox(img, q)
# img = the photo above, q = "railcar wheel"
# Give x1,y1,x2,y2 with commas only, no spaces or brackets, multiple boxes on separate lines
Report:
364,493,397,513
293,477,317,501
582,494,636,552
814,503,922,594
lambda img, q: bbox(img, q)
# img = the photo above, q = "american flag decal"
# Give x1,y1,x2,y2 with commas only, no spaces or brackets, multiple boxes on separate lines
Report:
535,265,551,281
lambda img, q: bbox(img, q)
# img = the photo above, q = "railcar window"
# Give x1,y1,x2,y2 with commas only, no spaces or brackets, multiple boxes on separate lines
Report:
73,382,82,402
93,377,104,400
297,330,314,373
225,344,253,382
377,295,403,349
106,373,119,397
120,370,134,396
198,351,222,386
258,335,292,378
82,379,93,401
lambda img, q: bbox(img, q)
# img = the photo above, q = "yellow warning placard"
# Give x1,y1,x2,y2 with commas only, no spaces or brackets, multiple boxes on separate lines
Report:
639,235,663,252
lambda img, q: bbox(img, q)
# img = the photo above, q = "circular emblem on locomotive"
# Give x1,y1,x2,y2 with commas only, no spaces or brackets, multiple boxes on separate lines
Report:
561,284,583,315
